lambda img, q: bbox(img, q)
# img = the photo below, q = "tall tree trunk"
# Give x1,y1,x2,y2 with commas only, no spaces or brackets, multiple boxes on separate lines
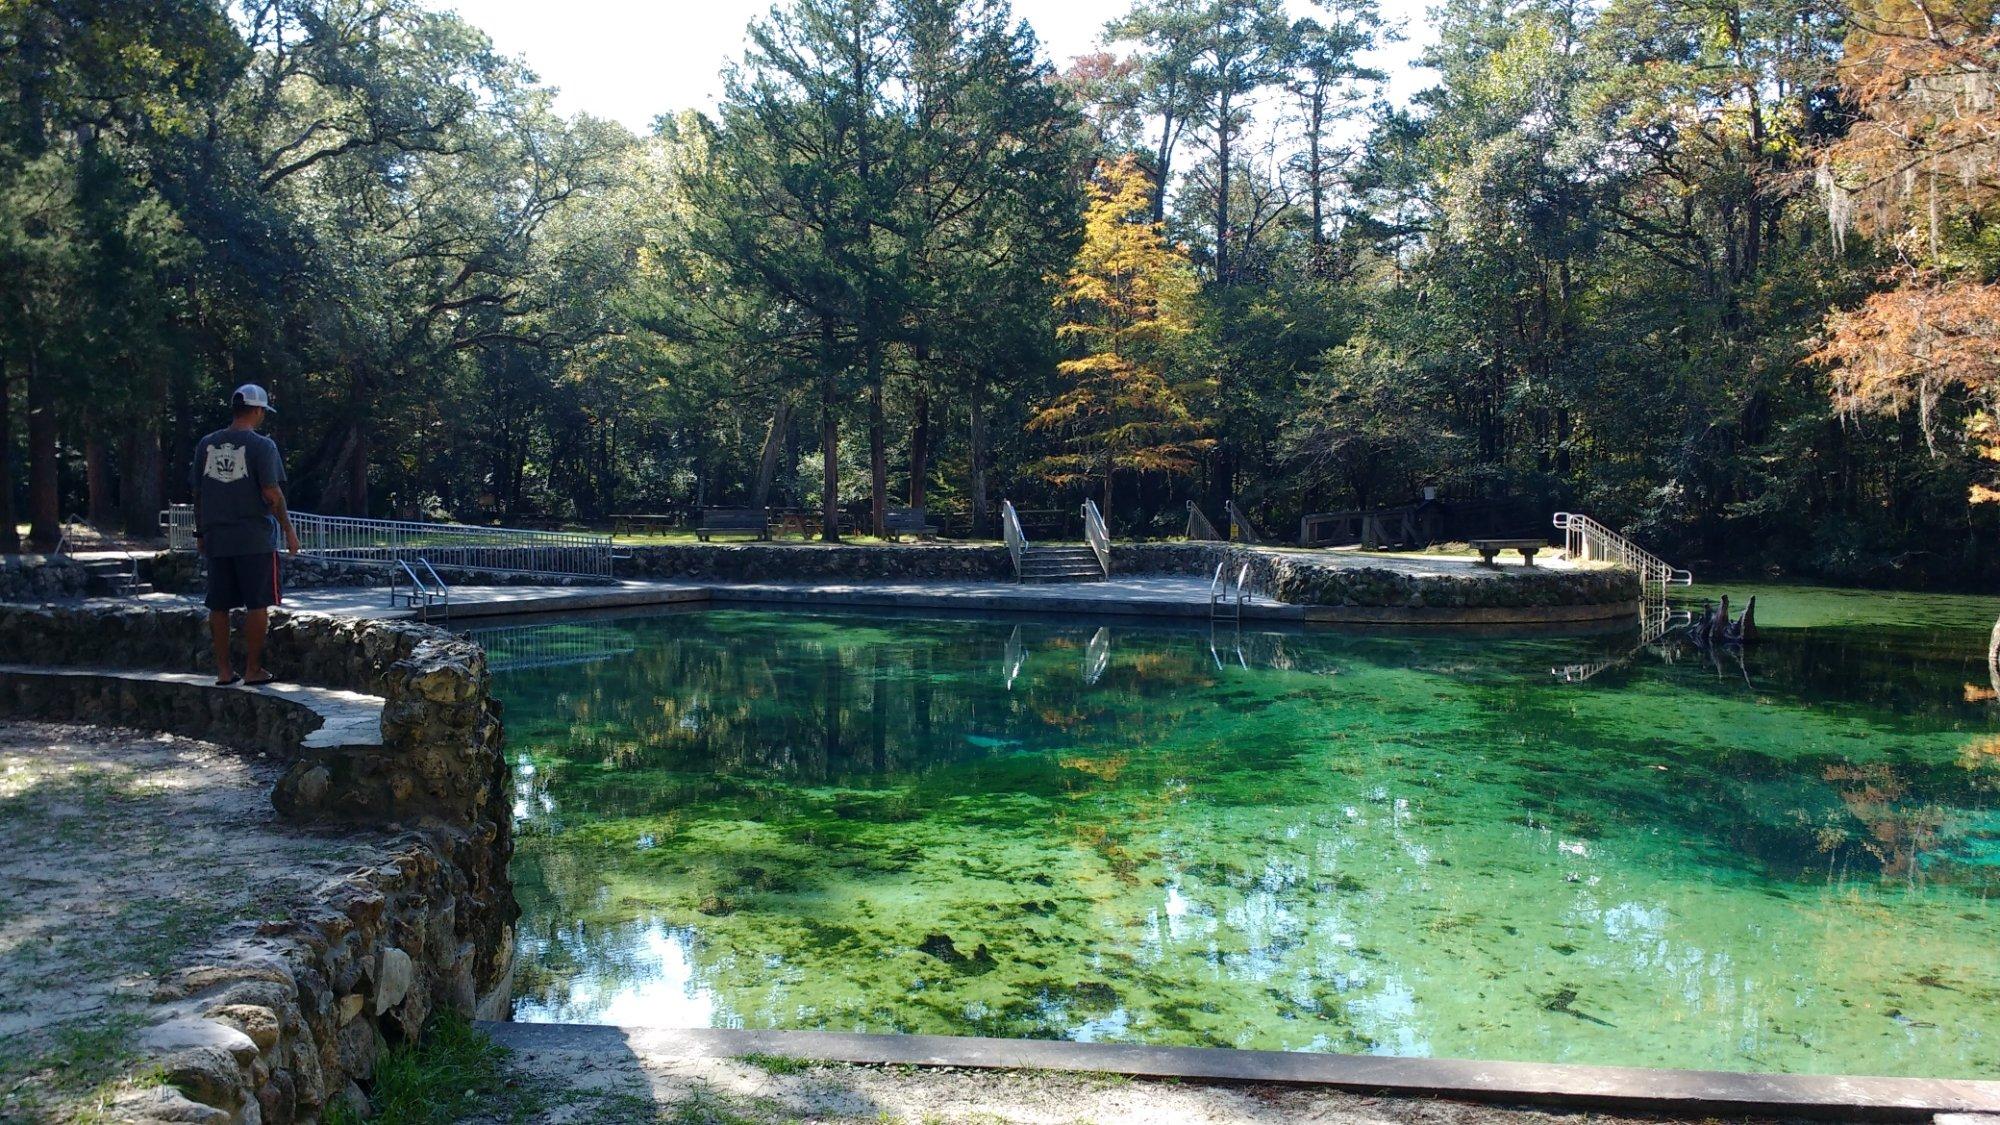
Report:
908,385,930,508
344,421,368,515
753,400,792,508
85,438,113,527
25,349,59,550
119,423,164,539
1214,91,1232,286
968,385,989,537
867,347,887,537
0,359,17,554
820,320,841,542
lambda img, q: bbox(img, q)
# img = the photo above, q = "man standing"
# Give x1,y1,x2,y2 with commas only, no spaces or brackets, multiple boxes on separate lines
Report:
191,384,300,685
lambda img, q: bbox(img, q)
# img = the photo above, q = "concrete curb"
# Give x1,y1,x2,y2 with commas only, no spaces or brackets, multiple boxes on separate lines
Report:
478,1022,2000,1121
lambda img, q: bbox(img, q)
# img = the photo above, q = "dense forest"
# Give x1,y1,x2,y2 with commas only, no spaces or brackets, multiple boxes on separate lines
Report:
2,0,1997,584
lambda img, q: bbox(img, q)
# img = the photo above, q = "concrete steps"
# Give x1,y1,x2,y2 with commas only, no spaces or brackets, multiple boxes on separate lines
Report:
81,557,152,596
1018,546,1105,583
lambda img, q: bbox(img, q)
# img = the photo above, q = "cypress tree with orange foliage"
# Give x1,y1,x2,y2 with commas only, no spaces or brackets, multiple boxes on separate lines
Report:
1814,0,2000,497
1030,156,1213,517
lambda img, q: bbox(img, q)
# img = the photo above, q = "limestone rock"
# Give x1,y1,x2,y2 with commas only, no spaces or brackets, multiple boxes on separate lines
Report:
374,947,414,1014
206,1004,282,1052
111,1084,234,1124
159,1044,246,1111
137,1018,260,1067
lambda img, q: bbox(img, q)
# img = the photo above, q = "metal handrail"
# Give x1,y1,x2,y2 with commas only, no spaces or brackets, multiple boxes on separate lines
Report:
163,505,613,579
1001,500,1028,580
1081,499,1111,576
1209,560,1249,621
1552,512,1692,592
1186,501,1223,541
1226,500,1264,545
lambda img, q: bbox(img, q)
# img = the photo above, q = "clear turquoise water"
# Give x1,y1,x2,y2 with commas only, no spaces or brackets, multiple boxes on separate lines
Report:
485,591,2000,1078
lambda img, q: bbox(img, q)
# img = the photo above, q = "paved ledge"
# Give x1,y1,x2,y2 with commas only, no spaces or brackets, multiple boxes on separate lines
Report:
0,663,382,749
480,1023,2000,1122
246,576,1635,629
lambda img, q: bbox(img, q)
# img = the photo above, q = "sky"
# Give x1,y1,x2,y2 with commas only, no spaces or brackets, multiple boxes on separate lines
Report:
428,0,1437,135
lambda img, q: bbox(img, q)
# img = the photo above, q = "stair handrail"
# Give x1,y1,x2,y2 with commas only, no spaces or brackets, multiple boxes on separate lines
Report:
1226,499,1265,545
1552,512,1692,592
1001,500,1028,579
1081,498,1111,576
1186,501,1223,541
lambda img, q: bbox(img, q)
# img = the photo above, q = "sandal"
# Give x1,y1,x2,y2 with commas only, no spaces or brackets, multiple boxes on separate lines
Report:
243,673,279,687
215,673,242,686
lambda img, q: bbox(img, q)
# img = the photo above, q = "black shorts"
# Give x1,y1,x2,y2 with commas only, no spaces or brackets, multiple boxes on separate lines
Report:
205,552,282,611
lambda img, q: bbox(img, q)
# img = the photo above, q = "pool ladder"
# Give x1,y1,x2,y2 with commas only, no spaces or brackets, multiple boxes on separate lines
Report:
390,557,450,623
1209,560,1249,622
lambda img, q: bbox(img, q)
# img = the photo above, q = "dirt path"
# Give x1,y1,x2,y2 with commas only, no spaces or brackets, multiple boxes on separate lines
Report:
0,720,372,1122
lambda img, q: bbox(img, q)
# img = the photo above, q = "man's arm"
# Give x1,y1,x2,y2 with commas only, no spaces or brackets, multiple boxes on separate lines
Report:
262,484,300,555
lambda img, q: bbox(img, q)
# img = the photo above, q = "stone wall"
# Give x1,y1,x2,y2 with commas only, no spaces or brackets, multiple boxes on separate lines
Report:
1118,543,1644,610
615,541,1640,611
141,551,615,592
0,603,513,1125
124,831,510,1124
0,554,88,602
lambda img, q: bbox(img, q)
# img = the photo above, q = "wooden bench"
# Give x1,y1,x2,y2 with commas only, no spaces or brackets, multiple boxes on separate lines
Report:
884,506,938,541
1470,537,1547,567
695,508,770,541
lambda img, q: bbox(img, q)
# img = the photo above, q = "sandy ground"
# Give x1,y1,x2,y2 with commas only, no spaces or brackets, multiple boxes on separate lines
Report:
0,720,370,1122
485,1038,1781,1125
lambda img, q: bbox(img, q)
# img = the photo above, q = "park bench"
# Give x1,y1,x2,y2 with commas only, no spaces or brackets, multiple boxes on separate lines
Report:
696,508,770,541
1470,537,1547,567
884,506,938,541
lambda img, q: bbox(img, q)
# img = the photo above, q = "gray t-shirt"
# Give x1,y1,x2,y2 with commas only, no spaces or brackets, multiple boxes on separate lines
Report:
191,427,286,557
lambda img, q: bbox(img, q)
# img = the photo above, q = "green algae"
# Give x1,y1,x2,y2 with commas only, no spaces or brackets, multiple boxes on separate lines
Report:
486,592,2000,1078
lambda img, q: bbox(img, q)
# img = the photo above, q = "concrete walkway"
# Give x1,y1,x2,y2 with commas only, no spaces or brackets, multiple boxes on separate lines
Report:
483,1023,2000,1122
0,664,382,748
138,576,1294,623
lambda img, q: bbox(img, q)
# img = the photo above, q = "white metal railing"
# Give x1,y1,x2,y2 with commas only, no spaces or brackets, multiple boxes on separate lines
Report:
1209,560,1250,621
1000,496,1032,576
1001,500,1028,579
1081,498,1111,576
1186,501,1223,541
1227,500,1265,545
1553,511,1691,592
162,505,614,579
389,557,450,623
161,504,196,550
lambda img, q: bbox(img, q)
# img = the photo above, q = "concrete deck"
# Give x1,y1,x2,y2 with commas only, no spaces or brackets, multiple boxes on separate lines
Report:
129,569,1628,628
481,1023,2000,1121
0,664,382,748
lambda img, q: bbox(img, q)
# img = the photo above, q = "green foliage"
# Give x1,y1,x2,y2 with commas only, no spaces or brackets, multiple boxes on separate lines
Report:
326,1013,533,1125
2,0,1993,583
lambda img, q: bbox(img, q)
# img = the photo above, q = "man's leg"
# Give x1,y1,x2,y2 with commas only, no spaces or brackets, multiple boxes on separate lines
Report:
209,610,234,682
243,608,269,681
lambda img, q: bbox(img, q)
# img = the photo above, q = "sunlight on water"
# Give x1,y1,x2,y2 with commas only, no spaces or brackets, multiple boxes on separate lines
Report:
483,593,2000,1078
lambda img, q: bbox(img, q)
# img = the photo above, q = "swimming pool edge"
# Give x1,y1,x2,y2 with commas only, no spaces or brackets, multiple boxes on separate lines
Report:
477,1022,2000,1121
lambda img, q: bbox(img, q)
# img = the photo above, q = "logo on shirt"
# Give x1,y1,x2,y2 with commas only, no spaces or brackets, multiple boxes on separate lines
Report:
203,442,250,484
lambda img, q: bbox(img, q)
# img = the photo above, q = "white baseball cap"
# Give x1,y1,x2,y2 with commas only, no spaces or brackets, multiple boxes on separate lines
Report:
231,383,276,412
